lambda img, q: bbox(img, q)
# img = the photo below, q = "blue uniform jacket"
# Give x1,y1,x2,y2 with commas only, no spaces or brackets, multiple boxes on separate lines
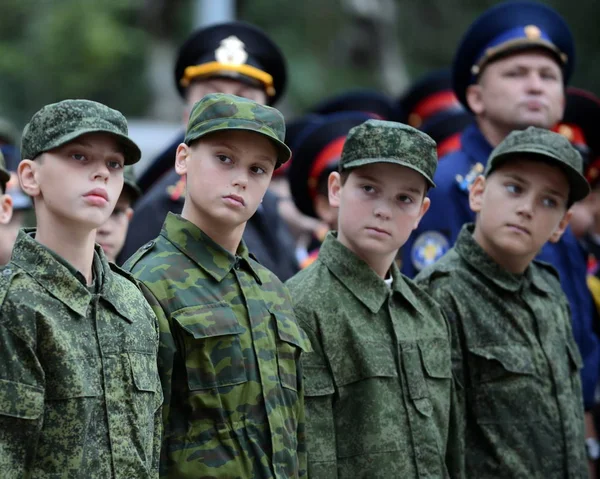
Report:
402,123,600,409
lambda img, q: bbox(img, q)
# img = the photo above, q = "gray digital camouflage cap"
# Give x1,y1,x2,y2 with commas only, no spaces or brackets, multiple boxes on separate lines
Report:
485,126,590,203
0,151,10,187
184,93,291,167
21,99,141,165
123,165,141,202
339,119,437,188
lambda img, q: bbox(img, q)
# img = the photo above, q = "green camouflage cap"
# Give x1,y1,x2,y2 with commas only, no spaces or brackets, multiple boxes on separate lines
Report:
21,99,141,165
485,126,590,203
339,119,437,188
122,165,141,201
0,150,9,188
184,93,291,167
0,118,20,146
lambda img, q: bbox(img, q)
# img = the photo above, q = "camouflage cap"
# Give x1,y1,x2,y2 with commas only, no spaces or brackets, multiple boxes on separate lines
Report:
0,150,10,188
122,165,141,202
184,93,291,167
485,126,590,203
339,119,437,187
21,99,141,165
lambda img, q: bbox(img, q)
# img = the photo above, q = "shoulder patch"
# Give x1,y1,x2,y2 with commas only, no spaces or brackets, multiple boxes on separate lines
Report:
0,265,16,308
122,240,157,272
411,231,450,271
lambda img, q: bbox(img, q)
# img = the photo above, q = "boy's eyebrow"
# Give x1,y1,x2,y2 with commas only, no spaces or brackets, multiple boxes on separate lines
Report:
356,172,424,194
211,141,241,154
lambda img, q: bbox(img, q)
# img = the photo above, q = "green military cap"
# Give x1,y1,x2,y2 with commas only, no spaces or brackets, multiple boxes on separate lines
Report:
0,150,10,188
184,92,291,168
21,99,141,165
339,119,437,188
123,165,141,202
485,126,590,203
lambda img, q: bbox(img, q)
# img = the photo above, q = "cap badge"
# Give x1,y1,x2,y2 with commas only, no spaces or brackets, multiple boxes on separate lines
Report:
215,36,248,65
557,124,574,141
524,25,542,40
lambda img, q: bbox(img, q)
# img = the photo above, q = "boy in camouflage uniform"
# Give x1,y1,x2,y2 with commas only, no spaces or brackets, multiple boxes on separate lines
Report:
0,100,163,478
0,151,14,262
96,165,141,264
416,127,588,478
286,119,463,478
124,93,310,478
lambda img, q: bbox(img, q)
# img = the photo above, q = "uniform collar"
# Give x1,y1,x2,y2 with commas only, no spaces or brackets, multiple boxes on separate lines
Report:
319,232,420,313
161,212,261,283
455,223,553,295
460,124,494,165
11,229,136,321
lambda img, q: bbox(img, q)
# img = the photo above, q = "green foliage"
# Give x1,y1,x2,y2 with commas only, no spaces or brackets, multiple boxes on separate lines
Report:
0,0,150,126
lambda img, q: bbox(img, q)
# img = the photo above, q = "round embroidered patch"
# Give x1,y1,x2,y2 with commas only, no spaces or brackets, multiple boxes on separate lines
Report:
411,231,450,271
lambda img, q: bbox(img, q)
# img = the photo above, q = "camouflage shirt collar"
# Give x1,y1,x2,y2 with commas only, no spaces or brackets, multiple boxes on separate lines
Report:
161,213,261,283
10,229,136,319
320,232,420,313
455,223,552,294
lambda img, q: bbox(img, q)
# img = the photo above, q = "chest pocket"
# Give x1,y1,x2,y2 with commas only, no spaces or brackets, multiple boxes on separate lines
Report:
172,303,247,390
401,338,452,417
272,311,311,392
467,344,537,423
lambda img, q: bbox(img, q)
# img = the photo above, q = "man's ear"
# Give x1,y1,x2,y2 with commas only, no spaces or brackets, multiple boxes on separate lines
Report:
0,194,13,225
174,143,191,176
328,172,342,208
18,159,41,198
466,83,484,116
469,175,486,213
549,208,572,243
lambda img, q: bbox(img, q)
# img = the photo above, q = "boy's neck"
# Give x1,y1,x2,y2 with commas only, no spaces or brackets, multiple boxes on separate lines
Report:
181,203,244,255
472,224,530,275
35,217,97,285
336,232,394,279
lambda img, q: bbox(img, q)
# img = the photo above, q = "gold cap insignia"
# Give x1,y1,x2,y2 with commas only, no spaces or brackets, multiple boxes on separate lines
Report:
215,36,248,66
558,124,573,141
524,25,541,40
408,113,422,128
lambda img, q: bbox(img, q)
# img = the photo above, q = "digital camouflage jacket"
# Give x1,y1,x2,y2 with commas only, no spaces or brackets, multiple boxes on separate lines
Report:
0,229,162,478
416,224,587,478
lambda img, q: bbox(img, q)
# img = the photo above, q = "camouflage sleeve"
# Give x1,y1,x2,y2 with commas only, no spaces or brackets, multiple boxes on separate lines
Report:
297,312,337,479
137,281,174,477
0,322,45,477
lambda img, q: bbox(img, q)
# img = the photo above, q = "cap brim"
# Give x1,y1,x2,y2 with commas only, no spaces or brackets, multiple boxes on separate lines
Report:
185,123,291,168
489,150,590,203
342,157,436,188
43,128,142,165
0,169,10,185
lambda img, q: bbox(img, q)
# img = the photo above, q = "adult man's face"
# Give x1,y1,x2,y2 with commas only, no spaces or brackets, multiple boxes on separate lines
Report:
467,50,565,140
184,77,268,125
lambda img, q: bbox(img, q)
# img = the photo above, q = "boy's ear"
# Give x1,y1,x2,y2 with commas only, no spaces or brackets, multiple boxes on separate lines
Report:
548,208,572,243
18,159,41,198
469,175,486,213
0,194,13,225
413,196,431,230
174,143,191,176
125,207,134,223
328,172,342,208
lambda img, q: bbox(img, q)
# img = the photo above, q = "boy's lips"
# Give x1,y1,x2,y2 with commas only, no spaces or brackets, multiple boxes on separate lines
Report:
506,223,530,235
223,194,245,207
366,226,391,236
83,188,109,205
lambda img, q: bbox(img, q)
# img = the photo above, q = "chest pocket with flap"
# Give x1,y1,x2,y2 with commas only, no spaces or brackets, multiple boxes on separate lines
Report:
172,303,247,390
